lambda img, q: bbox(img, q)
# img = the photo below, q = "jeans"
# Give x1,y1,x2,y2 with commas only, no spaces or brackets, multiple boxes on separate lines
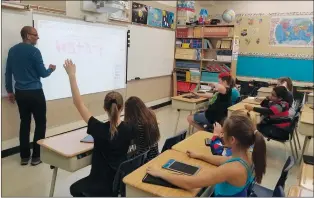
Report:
15,89,46,159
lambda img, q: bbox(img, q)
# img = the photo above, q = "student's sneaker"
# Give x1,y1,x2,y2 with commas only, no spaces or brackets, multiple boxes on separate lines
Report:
21,158,30,166
31,158,42,166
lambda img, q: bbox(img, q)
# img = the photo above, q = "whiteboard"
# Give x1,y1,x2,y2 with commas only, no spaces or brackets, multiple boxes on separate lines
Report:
33,14,127,100
1,9,33,97
127,25,175,81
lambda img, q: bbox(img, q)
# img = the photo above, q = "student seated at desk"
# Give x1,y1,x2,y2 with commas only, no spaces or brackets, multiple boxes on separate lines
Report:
187,72,232,130
63,60,135,197
147,111,266,197
245,86,291,140
124,96,160,162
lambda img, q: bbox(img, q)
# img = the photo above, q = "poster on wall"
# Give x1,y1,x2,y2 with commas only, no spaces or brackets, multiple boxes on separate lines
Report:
147,7,162,27
177,0,195,12
109,1,130,22
132,2,148,25
269,15,313,47
162,10,175,29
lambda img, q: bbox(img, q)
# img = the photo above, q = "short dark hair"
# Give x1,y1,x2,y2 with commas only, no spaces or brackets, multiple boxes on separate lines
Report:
20,26,33,40
273,86,289,100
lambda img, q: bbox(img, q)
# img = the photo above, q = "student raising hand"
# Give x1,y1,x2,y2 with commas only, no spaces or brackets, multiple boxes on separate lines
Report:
213,122,223,138
63,59,76,76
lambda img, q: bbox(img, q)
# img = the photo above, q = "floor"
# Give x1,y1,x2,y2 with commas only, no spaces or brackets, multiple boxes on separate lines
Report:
1,106,313,197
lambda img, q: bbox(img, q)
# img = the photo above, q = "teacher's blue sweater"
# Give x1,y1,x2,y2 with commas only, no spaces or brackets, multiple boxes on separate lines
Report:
5,43,52,93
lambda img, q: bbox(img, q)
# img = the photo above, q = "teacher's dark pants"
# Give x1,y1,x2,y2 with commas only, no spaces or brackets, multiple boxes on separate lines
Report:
15,89,46,159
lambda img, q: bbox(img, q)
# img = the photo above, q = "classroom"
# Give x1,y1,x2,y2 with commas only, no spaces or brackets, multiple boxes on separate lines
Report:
1,0,313,197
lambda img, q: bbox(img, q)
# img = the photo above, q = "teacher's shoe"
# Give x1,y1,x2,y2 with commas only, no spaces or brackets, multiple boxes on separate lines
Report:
21,158,30,166
31,158,42,166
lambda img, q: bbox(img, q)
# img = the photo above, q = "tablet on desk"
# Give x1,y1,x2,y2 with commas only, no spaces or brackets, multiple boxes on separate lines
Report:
142,174,179,189
80,135,94,143
162,159,200,176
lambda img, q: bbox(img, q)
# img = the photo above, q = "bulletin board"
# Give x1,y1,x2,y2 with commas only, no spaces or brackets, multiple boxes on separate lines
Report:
233,12,313,82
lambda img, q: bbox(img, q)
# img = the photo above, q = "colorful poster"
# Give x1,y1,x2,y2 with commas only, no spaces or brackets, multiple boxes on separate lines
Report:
132,2,148,25
269,15,313,47
177,0,195,12
162,10,175,29
147,7,162,27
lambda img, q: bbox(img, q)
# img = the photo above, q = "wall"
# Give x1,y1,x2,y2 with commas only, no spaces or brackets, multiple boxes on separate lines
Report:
2,1,174,143
200,1,314,83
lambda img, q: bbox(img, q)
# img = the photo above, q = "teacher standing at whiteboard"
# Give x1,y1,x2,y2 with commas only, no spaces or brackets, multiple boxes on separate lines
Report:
5,26,56,166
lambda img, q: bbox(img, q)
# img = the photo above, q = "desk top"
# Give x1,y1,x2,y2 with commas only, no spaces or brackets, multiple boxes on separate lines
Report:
299,162,314,191
37,128,93,158
123,149,217,197
309,92,314,96
288,185,314,197
171,94,208,103
302,104,314,113
242,97,265,105
228,102,261,114
258,87,273,93
300,112,314,125
172,131,213,154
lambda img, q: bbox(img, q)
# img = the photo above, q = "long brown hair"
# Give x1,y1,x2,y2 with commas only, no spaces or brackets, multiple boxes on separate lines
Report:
124,96,160,147
104,91,124,139
223,110,267,184
278,77,293,92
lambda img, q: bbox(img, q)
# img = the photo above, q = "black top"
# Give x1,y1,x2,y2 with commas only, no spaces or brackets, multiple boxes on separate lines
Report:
134,120,159,162
205,87,232,123
87,117,135,181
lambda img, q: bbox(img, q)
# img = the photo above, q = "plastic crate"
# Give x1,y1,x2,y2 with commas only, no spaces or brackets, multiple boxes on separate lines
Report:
203,27,229,37
176,27,194,38
177,81,191,92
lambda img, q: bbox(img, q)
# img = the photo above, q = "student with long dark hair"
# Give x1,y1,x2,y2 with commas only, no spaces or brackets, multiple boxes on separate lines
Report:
277,77,295,117
124,96,160,162
187,72,233,130
147,111,266,197
245,86,290,140
63,60,135,196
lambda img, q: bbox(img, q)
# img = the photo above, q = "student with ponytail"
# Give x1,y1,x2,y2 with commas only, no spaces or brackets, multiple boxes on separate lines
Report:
63,60,135,196
147,111,267,197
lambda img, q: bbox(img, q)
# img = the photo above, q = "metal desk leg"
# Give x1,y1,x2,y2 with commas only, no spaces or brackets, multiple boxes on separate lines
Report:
188,111,193,135
299,136,311,164
49,166,58,197
174,110,181,135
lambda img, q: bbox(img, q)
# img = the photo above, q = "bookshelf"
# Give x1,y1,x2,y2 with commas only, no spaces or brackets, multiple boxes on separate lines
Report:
174,24,237,96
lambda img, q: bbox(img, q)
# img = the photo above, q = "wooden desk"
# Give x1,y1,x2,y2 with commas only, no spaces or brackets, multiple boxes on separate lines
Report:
288,185,314,197
307,92,314,104
242,97,265,105
301,104,314,113
299,162,314,191
228,102,261,125
298,112,314,163
38,128,93,197
257,87,272,97
171,94,209,133
172,131,213,154
123,150,216,197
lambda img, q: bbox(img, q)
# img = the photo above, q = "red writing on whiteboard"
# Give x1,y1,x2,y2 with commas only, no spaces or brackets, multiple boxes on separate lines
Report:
56,40,103,56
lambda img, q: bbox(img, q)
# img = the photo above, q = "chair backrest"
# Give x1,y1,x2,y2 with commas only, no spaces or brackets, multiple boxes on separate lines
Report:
272,185,285,197
275,156,295,190
161,129,187,153
112,150,149,196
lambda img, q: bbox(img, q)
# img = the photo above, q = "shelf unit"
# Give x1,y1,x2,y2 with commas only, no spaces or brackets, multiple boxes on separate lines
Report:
174,24,236,96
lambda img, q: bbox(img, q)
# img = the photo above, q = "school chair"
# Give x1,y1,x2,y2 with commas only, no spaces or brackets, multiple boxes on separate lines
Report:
291,100,303,150
262,112,300,161
112,150,149,196
250,156,294,197
161,129,187,153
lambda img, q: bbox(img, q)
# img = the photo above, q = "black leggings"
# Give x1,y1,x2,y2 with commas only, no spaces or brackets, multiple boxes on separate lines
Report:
70,176,115,197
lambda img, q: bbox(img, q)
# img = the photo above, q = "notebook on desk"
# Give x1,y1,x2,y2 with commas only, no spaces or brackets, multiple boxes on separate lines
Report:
142,174,179,189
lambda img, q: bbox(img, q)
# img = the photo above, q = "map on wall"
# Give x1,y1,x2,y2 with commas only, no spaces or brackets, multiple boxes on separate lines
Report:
269,15,313,47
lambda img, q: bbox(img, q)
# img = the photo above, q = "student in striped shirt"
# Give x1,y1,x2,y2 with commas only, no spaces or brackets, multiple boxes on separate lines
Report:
124,96,160,162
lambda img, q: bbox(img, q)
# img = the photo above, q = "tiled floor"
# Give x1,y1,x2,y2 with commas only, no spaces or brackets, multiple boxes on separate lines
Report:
1,106,313,197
